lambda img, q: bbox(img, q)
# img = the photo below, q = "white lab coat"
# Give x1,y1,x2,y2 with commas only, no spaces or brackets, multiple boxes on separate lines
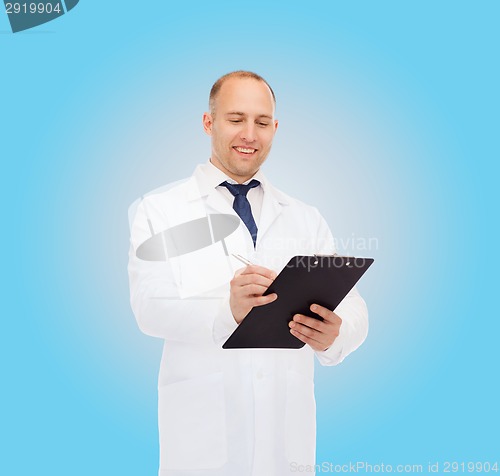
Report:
128,164,368,476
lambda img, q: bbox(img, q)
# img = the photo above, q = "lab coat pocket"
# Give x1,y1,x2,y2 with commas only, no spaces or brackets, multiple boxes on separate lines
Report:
285,370,316,466
158,372,228,471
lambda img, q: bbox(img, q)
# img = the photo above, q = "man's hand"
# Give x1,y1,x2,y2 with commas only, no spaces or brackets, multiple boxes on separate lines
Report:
230,265,278,324
289,304,342,351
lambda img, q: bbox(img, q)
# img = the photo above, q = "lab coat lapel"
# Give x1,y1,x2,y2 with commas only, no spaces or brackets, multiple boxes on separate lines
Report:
189,166,249,262
206,189,251,267
205,189,234,216
190,164,234,216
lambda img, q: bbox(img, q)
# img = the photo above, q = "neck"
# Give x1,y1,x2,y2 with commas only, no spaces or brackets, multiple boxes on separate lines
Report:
209,158,255,184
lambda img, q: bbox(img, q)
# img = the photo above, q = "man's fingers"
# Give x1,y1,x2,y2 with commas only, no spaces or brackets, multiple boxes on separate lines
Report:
289,320,323,339
240,265,277,281
289,314,339,341
233,272,275,289
289,309,341,352
229,265,278,323
289,327,325,349
251,293,278,307
234,266,247,277
310,304,341,324
234,283,271,298
290,314,327,332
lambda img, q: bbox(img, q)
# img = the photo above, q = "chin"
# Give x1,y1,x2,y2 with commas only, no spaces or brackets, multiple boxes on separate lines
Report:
235,165,259,177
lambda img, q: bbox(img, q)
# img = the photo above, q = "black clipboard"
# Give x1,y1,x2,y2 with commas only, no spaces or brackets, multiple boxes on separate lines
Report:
223,255,374,349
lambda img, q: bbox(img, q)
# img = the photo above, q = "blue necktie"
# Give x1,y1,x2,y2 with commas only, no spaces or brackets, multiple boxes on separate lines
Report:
221,180,260,247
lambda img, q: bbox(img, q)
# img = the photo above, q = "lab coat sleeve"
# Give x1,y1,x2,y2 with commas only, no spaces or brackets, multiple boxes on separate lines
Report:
312,211,369,366
127,198,238,345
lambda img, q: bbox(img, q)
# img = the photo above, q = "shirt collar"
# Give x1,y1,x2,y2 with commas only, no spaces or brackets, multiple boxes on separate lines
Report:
200,159,266,190
190,160,288,205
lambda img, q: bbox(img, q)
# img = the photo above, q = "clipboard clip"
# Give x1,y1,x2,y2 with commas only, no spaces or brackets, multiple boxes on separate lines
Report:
313,253,352,267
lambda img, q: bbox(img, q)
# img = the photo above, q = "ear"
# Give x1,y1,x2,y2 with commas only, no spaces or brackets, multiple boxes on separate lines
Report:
274,119,279,133
202,112,214,135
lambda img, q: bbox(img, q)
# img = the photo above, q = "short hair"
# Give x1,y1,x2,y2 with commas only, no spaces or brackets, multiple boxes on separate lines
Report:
209,70,276,114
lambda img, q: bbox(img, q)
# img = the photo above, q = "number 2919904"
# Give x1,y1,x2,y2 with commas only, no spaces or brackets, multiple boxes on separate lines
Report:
5,2,62,14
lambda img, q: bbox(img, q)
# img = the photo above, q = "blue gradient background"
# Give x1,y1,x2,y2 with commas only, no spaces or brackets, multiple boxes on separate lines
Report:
1,1,498,474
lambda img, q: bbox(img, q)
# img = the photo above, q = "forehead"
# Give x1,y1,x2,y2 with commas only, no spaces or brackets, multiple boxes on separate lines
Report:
215,78,275,115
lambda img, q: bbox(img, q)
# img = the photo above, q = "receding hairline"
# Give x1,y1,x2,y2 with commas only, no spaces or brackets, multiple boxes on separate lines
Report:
209,71,276,115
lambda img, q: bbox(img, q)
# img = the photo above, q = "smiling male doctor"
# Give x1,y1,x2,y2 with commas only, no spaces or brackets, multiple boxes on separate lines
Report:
128,71,368,476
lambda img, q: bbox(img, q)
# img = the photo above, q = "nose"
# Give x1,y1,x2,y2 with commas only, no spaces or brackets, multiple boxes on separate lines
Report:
240,122,257,143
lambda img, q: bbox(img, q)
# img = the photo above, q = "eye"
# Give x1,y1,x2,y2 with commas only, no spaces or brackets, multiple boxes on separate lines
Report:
258,122,270,127
229,120,242,123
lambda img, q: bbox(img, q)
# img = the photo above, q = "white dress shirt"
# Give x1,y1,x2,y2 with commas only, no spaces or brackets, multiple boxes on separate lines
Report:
204,158,265,230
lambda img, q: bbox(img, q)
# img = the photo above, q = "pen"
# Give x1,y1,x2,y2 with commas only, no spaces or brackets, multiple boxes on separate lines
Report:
231,253,254,266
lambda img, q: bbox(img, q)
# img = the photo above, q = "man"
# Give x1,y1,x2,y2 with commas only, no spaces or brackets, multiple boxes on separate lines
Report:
128,71,368,476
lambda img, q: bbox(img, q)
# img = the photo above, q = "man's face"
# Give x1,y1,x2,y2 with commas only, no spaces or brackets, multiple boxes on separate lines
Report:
203,77,278,183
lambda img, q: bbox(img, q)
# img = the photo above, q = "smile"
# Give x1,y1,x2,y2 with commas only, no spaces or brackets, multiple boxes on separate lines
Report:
233,146,257,154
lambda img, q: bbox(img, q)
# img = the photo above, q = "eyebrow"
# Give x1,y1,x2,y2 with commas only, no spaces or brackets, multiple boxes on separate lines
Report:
225,111,273,120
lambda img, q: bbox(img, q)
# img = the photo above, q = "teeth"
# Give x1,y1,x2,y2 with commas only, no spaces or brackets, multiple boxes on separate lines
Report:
235,147,255,154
